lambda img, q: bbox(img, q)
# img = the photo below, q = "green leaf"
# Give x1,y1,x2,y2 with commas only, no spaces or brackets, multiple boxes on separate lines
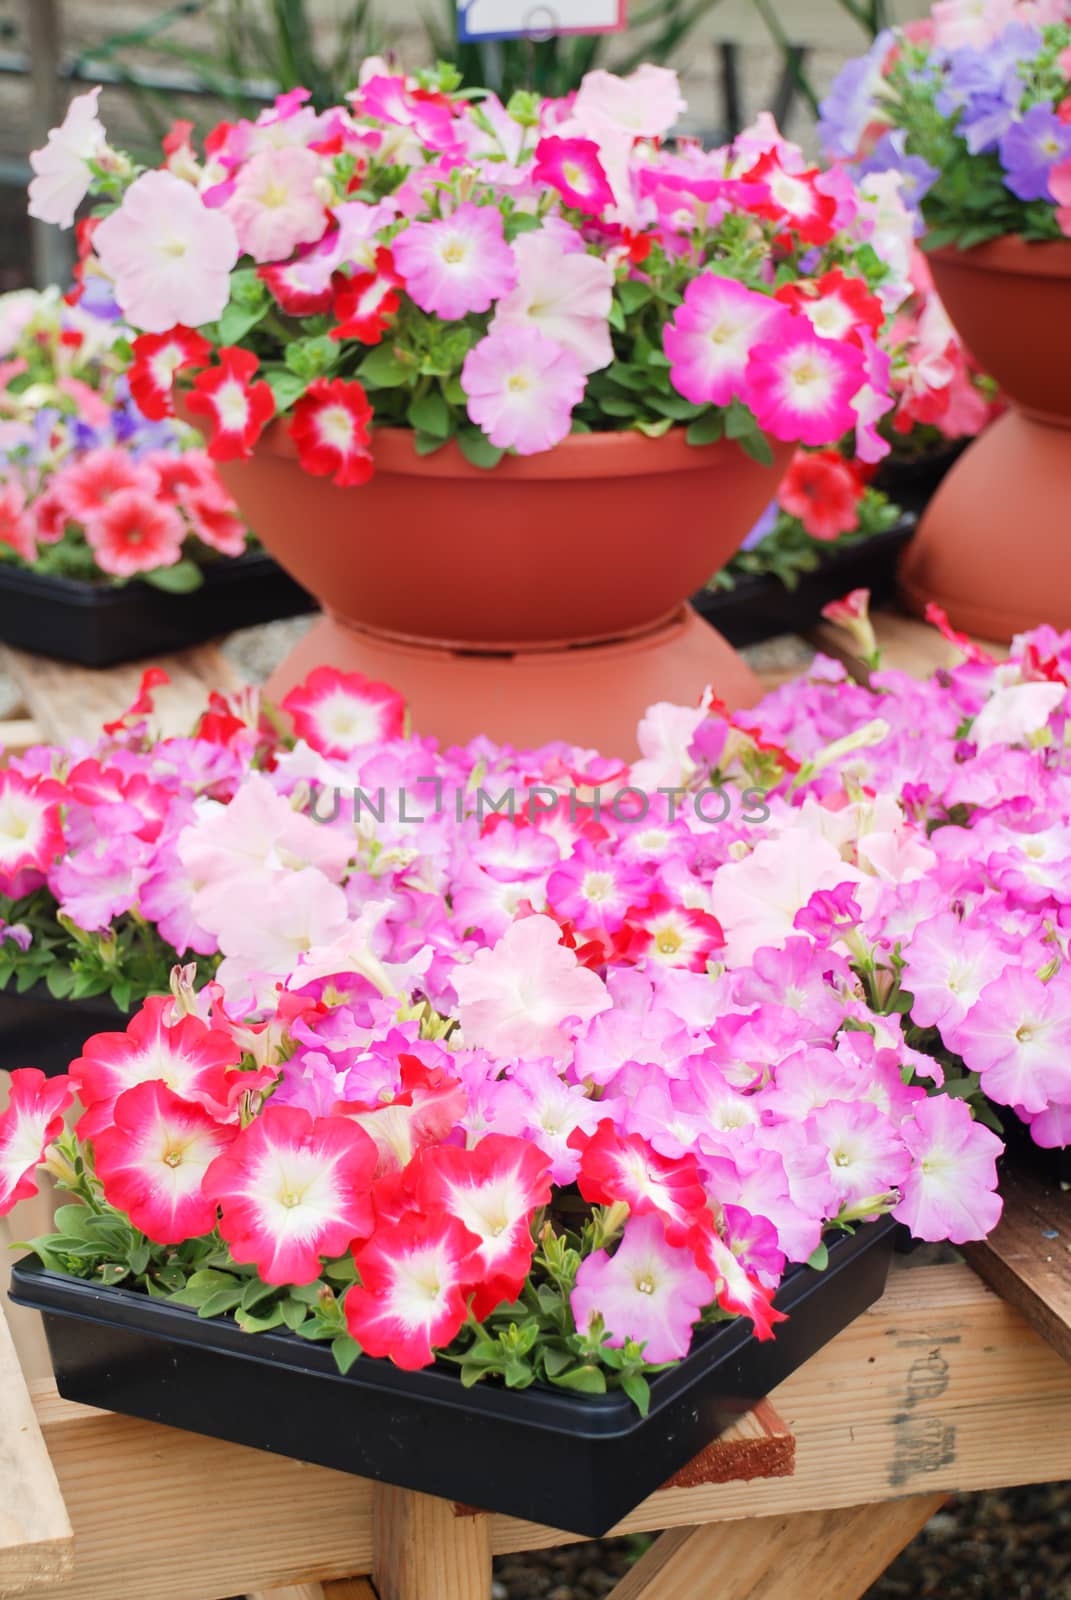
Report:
281,1297,309,1333
412,430,450,457
359,346,410,388
127,1240,151,1277
620,1372,651,1416
236,1303,287,1334
806,1241,830,1273
218,299,268,345
264,368,307,414
143,561,204,595
456,429,505,470
197,1286,246,1319
240,1276,279,1313
331,1332,363,1375
616,279,653,315
686,411,725,447
552,1364,607,1395
407,389,453,437
44,964,76,999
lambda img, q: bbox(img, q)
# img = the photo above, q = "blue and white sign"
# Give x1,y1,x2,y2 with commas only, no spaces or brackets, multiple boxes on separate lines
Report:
458,0,626,44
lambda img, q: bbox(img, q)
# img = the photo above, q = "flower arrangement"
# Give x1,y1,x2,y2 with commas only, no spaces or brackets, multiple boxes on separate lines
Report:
819,2,1071,251
2,637,1044,1399
0,288,250,588
27,68,926,477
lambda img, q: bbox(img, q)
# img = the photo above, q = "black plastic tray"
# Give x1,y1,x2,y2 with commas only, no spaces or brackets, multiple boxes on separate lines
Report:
11,1216,897,1535
999,1109,1071,1185
0,550,315,667
693,517,916,649
0,981,127,1076
872,443,967,516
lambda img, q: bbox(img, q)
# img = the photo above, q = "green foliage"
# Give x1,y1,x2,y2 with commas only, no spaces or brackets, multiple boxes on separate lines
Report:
710,485,903,594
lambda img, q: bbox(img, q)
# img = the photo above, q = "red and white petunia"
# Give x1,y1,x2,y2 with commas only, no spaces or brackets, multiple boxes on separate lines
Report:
330,248,404,345
743,153,838,246
0,771,64,889
414,1133,552,1318
692,1227,788,1343
775,269,884,348
747,325,866,448
184,346,275,461
337,1056,468,1176
344,1210,483,1370
533,136,615,217
258,258,336,317
664,275,791,409
84,488,186,577
288,377,375,487
0,1069,74,1216
281,663,405,754
55,446,157,523
70,994,243,1139
128,326,212,420
573,1120,710,1247
629,895,725,971
204,1105,379,1284
93,1080,235,1245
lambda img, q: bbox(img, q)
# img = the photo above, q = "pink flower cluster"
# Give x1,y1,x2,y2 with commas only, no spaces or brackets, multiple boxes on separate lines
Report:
886,250,1003,444
30,66,928,475
0,650,1019,1382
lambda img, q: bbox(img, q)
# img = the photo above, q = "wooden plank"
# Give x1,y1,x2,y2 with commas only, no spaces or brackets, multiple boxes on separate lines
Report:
0,644,237,747
606,1494,946,1600
249,1583,376,1600
808,610,1009,685
0,1303,73,1595
16,1263,1071,1598
373,1485,491,1600
0,722,42,758
963,1166,1071,1368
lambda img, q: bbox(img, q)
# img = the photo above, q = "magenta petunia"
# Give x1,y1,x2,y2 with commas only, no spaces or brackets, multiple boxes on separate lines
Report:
665,275,792,409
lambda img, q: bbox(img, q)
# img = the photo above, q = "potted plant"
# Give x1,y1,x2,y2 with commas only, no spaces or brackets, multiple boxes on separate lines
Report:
0,289,312,665
28,66,919,753
820,3,1071,640
2,656,1005,1530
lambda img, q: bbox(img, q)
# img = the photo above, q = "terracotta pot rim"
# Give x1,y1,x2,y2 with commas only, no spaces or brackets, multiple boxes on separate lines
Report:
927,235,1071,280
252,417,757,481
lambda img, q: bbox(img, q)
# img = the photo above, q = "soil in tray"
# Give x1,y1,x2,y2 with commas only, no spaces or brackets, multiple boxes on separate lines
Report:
10,1215,897,1538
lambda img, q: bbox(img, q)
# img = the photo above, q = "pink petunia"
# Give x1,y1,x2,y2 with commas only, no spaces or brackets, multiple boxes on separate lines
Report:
461,325,585,456
56,447,157,524
0,771,64,889
491,229,613,375
812,1099,911,1215
83,488,186,576
947,969,1071,1115
392,202,516,320
225,145,327,263
746,325,866,447
691,1228,788,1342
893,1096,1003,1245
533,136,615,217
337,1055,468,1176
665,275,791,409
452,914,611,1060
281,664,405,755
0,1069,74,1216
204,1105,378,1284
28,87,106,229
93,1081,235,1245
571,1212,716,1363
93,169,240,333
575,1120,710,1247
414,1133,552,1319
0,481,37,562
344,1210,482,1370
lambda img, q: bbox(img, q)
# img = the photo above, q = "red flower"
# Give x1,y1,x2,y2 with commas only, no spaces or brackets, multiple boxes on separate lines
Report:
775,268,884,346
94,1081,236,1246
413,1134,552,1319
203,1106,379,1285
336,1055,467,1176
821,587,871,626
288,377,374,486
185,346,275,461
129,327,212,421
330,248,404,344
0,1070,73,1216
0,769,65,889
778,449,864,543
572,1121,711,1247
281,663,406,756
626,894,725,971
692,1230,787,1343
258,259,335,317
742,153,837,246
533,136,615,217
84,488,186,577
345,1211,483,1370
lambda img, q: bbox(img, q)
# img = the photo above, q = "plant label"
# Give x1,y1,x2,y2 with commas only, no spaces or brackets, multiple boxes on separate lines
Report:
458,0,626,43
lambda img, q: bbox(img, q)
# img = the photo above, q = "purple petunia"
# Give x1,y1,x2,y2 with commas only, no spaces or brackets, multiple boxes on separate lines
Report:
858,131,939,234
999,102,1071,201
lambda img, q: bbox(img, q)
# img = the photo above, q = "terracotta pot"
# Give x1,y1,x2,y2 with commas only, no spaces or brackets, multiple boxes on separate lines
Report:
194,417,792,755
899,237,1071,640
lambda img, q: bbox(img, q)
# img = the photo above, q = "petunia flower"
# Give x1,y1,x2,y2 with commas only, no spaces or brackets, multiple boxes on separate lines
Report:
203,1105,378,1283
0,480,38,562
893,1096,1002,1245
0,1069,74,1216
461,325,585,456
947,968,1071,1115
337,1055,468,1176
28,88,106,229
224,144,327,263
571,1212,716,1363
93,169,240,333
571,63,686,142
743,152,838,245
392,201,516,320
184,346,275,460
281,663,405,754
288,377,375,486
747,325,867,447
345,1210,483,1369
692,1227,788,1342
533,136,615,216
56,446,157,523
574,1120,710,1246
84,487,186,576
665,275,791,409
999,103,1071,202
0,771,64,888
491,229,614,375
414,1133,552,1318
128,326,212,420
777,449,864,543
330,247,404,345
94,1081,236,1245
453,913,611,1060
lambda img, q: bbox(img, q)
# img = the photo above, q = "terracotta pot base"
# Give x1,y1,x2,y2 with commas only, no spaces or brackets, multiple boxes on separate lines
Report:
267,606,761,758
899,409,1071,640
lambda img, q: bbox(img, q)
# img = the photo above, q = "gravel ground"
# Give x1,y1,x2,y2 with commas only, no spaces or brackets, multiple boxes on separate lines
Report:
492,1485,1071,1598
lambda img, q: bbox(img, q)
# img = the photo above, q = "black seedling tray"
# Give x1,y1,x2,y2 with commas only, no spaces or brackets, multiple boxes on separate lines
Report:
999,1108,1071,1185
693,517,916,649
11,1216,897,1536
0,981,127,1076
872,443,967,516
0,551,314,667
